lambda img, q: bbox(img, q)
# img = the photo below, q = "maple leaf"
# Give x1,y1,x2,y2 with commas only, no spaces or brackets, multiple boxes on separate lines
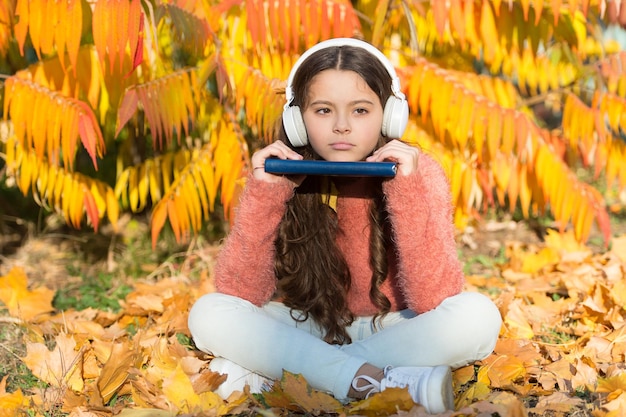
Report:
96,341,141,405
478,354,526,388
455,381,491,409
22,333,85,392
161,363,246,413
262,371,343,413
502,299,534,339
347,387,415,416
600,390,626,415
0,376,26,416
0,267,54,321
596,372,626,400
528,391,585,415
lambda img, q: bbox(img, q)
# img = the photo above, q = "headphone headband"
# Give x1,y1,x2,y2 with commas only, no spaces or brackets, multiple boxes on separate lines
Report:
284,38,404,110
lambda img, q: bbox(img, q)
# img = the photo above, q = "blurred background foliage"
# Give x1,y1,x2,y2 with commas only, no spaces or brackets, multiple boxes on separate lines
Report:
1,0,626,253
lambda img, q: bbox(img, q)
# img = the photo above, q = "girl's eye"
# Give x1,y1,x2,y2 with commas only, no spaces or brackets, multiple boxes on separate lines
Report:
315,108,330,114
355,108,368,114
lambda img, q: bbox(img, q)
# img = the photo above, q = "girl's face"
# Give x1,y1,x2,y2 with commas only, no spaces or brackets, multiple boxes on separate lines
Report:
301,69,384,162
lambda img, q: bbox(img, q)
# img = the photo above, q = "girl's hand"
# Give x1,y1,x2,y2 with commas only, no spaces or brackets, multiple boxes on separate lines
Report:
366,139,419,176
251,141,305,185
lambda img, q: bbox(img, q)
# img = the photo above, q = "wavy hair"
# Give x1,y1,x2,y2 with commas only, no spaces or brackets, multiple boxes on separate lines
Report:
274,43,394,344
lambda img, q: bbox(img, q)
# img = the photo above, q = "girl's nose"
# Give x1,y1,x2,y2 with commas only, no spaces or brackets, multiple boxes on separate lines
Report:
333,114,351,134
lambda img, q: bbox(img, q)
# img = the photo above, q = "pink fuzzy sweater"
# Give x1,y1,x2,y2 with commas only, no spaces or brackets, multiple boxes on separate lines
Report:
214,154,464,316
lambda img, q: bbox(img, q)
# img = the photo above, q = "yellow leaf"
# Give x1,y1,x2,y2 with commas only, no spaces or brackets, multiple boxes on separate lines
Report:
167,199,182,242
544,228,589,253
0,376,26,415
264,371,342,413
128,166,139,212
182,174,202,233
486,106,501,159
97,342,139,404
521,247,559,274
22,333,84,392
137,162,149,212
472,100,487,159
597,373,626,397
28,0,44,58
455,381,490,409
64,0,83,74
191,165,209,219
478,355,526,388
0,267,54,321
348,387,414,416
14,0,29,55
151,199,169,248
162,363,223,412
503,299,534,339
479,1,497,62
198,157,216,212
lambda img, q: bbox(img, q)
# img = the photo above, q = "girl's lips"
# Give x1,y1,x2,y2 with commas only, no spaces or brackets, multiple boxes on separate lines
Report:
330,142,354,150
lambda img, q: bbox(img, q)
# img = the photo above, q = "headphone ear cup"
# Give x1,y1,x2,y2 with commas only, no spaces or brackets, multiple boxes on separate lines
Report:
382,96,409,138
282,106,308,147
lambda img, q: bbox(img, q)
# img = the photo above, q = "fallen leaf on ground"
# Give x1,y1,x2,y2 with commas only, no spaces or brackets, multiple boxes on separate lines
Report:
0,267,54,320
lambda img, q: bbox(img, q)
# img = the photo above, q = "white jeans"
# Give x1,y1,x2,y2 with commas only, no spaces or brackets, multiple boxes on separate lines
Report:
188,291,502,401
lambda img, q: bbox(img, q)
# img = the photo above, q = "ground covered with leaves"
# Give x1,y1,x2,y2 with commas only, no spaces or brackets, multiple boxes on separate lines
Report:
1,215,626,417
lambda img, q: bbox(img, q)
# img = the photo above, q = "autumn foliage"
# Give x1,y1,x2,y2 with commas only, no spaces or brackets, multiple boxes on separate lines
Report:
0,0,625,247
4,0,626,414
1,229,626,415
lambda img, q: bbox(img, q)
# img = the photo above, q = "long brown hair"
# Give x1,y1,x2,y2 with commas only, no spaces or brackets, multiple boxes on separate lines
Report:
274,43,394,344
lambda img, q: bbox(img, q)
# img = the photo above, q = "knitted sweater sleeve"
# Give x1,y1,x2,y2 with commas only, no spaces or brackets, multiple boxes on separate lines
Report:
383,153,464,313
213,176,295,305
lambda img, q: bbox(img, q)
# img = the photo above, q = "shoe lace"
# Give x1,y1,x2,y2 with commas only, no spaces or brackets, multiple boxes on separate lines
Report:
351,374,381,398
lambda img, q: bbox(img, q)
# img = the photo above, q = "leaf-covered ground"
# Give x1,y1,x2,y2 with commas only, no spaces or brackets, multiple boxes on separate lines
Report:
1,217,626,417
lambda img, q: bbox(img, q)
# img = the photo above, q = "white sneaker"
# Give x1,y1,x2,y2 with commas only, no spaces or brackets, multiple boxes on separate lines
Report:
209,357,273,398
352,365,454,414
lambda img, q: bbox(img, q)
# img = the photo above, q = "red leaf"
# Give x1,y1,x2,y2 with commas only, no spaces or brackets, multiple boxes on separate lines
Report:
75,102,105,171
128,13,144,77
83,189,100,233
116,88,139,137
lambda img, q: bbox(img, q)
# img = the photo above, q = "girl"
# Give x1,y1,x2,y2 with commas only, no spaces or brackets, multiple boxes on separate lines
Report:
188,38,502,414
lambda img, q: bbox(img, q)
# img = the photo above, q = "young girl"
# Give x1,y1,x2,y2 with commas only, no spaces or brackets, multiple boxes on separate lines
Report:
188,38,502,414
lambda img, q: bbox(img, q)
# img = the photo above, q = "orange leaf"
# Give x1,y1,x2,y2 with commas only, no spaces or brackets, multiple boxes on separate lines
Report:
348,387,415,415
14,0,29,55
77,110,102,170
22,333,84,392
534,0,544,25
92,0,109,65
432,0,447,39
486,105,502,159
83,188,100,233
116,0,130,73
116,87,139,137
162,364,223,412
450,0,465,46
478,354,526,388
0,376,26,413
264,371,342,413
0,267,54,321
65,0,83,74
503,299,534,339
479,1,497,62
97,342,138,404
127,0,143,71
167,198,182,243
28,0,43,58
278,0,290,53
501,109,515,155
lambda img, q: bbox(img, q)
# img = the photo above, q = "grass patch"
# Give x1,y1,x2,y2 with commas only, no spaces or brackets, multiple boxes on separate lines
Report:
52,272,132,312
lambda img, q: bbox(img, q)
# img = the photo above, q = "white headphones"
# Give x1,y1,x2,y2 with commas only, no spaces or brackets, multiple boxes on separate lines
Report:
282,38,409,147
